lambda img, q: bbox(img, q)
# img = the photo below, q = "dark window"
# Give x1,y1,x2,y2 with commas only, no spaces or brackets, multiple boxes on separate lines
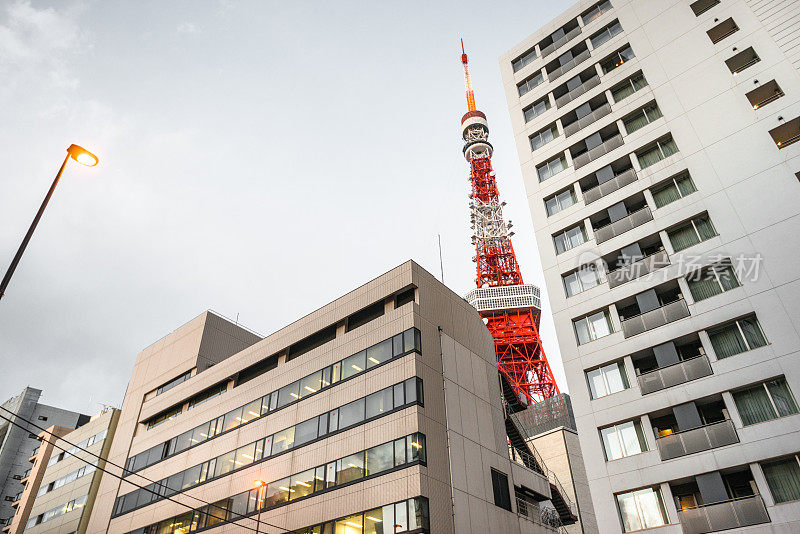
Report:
155,370,192,396
287,324,337,362
707,18,738,43
491,469,512,511
346,301,385,332
690,0,719,16
37,416,48,421
725,47,760,75
746,80,784,110
395,288,415,308
234,353,279,386
770,117,800,149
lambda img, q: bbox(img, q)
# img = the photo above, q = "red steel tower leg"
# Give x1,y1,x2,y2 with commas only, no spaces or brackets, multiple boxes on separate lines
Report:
460,42,559,406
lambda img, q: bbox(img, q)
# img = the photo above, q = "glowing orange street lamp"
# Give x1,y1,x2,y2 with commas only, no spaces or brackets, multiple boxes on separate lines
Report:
0,144,99,302
253,480,266,534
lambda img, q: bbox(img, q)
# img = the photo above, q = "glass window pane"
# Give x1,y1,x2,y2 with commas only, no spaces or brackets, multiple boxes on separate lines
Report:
299,371,323,398
366,388,394,419
405,378,418,405
733,385,777,425
676,174,697,196
392,334,403,356
173,430,192,454
277,381,301,408
408,433,426,462
328,408,339,432
393,383,405,406
603,362,628,394
337,452,365,485
709,324,747,359
331,362,342,384
574,318,591,345
215,451,236,477
564,272,581,297
325,462,337,488
766,379,799,417
695,216,716,240
601,426,623,460
739,316,767,349
191,422,212,446
342,351,367,380
240,399,262,424
588,311,611,339
338,398,365,429
578,267,598,291
636,488,667,529
617,491,643,532
182,465,202,490
403,329,415,352
254,438,266,461
716,265,740,291
366,442,394,475
335,514,363,534
295,418,319,446
290,468,315,500
272,427,296,454
222,407,244,432
367,339,392,368
364,506,385,534
234,442,257,468
394,501,408,532
762,457,800,503
394,438,407,466
652,182,681,208
669,223,700,252
617,421,646,456
265,478,290,509
587,367,606,399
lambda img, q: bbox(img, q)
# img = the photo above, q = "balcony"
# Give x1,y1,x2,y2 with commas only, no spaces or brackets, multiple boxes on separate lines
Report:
621,298,689,338
638,354,712,394
607,249,669,288
547,48,591,82
656,419,738,460
563,101,611,137
582,167,637,204
594,206,652,244
540,25,583,58
516,498,562,532
572,131,624,169
678,495,770,533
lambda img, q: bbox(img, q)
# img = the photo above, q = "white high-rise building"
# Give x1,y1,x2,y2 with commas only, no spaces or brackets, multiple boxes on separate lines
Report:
500,1,800,532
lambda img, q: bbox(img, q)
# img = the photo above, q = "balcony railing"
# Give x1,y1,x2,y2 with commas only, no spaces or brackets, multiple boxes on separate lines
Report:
593,205,652,244
29,446,39,458
607,249,669,289
548,49,591,82
541,26,583,58
516,498,564,532
583,167,637,205
655,419,738,460
621,297,689,338
556,75,601,108
564,102,612,137
638,354,712,394
677,494,770,534
573,133,624,169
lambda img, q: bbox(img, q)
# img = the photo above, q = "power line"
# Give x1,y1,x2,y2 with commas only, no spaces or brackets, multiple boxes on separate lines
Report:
0,406,289,533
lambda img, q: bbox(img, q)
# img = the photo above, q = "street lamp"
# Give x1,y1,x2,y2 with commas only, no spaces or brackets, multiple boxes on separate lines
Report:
0,144,99,301
253,480,266,534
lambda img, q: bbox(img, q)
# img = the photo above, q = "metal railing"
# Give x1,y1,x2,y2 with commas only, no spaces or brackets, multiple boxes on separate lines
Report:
582,167,637,205
621,297,690,338
607,249,669,289
677,494,770,533
29,446,39,458
541,26,583,58
638,354,712,394
548,49,592,82
516,498,565,532
593,205,652,244
564,102,612,137
556,75,600,108
655,419,738,460
573,132,624,169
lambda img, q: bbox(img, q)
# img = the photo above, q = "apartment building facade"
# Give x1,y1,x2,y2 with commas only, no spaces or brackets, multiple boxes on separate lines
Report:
5,408,120,534
83,261,570,534
0,388,88,529
501,0,800,532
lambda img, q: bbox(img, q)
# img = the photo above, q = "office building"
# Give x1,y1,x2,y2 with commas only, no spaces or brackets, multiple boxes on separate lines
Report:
500,0,800,532
0,388,88,529
4,408,120,534
84,261,575,534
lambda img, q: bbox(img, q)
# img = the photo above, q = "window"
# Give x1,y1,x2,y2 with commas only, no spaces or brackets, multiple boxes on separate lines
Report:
636,136,678,168
574,309,613,344
490,469,512,511
563,265,600,297
338,398,365,429
601,420,647,460
611,72,648,103
582,0,612,25
686,260,740,301
601,45,635,74
545,187,577,216
726,47,760,75
762,455,800,503
524,96,551,122
616,487,669,531
667,214,717,251
518,71,544,96
537,154,568,182
155,370,192,396
554,224,587,254
590,20,623,49
690,0,719,16
341,350,367,380
746,80,784,110
770,117,800,149
708,315,768,359
38,416,48,421
733,378,799,426
622,103,663,134
530,123,559,151
707,18,739,44
346,301,384,332
651,172,697,208
512,47,538,72
336,451,365,485
394,287,414,308
587,361,629,399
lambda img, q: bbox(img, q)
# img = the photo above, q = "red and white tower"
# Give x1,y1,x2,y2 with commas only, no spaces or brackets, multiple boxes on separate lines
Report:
460,41,559,406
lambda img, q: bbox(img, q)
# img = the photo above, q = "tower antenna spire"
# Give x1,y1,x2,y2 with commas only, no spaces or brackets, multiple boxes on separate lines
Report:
459,43,559,406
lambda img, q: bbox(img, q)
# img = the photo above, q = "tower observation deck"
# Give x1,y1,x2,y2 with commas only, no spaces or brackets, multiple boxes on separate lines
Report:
460,41,559,406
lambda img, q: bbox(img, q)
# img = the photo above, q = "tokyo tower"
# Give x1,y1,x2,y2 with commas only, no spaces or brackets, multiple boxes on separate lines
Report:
460,41,560,406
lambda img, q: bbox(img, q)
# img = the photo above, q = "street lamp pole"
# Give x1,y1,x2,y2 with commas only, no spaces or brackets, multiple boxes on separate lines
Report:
0,144,98,302
253,480,265,534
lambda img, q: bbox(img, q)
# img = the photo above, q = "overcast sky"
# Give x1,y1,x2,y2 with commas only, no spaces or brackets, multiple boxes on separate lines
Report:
0,0,570,414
